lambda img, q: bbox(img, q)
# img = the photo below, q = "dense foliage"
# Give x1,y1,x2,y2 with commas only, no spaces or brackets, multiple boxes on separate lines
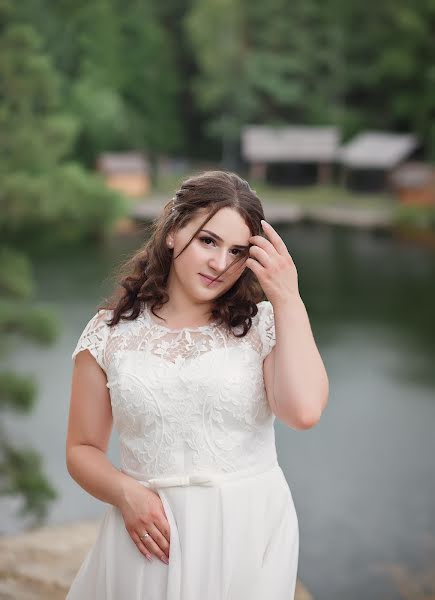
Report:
2,0,434,167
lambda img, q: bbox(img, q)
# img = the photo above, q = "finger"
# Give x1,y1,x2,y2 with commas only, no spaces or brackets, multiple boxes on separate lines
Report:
137,540,153,561
140,529,169,563
154,498,171,544
149,522,170,558
155,519,171,544
249,235,278,257
131,531,153,561
249,245,272,268
245,257,265,276
260,220,289,256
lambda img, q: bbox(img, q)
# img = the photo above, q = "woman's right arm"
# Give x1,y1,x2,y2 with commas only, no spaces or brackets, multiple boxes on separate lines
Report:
66,349,170,564
66,348,127,506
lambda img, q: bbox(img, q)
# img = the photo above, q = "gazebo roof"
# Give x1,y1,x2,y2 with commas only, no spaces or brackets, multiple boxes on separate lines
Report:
339,132,418,169
97,152,149,175
241,125,340,162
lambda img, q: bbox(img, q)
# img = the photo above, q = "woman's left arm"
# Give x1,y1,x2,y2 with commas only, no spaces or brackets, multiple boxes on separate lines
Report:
266,295,329,429
246,220,329,430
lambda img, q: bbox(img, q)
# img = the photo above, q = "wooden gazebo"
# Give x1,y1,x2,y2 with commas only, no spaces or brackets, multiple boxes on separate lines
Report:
338,132,419,192
241,125,340,185
96,152,150,198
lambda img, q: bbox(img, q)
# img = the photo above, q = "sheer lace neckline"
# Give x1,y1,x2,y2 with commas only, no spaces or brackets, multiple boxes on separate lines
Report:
143,304,219,333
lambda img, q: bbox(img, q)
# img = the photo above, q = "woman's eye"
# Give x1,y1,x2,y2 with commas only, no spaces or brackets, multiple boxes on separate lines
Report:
199,236,215,246
199,236,242,256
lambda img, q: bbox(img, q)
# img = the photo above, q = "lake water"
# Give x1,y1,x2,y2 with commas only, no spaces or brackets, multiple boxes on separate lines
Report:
2,223,435,600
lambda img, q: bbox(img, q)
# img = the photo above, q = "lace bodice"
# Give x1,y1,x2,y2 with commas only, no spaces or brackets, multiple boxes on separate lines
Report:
72,301,278,480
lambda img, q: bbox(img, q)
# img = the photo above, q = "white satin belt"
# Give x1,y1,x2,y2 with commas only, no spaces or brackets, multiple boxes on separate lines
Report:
149,473,225,489
121,461,279,490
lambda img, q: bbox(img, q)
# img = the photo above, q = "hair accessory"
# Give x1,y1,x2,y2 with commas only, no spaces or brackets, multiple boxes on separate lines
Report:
171,196,176,213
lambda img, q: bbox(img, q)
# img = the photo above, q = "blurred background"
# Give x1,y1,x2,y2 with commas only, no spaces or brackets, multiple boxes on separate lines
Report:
1,0,435,598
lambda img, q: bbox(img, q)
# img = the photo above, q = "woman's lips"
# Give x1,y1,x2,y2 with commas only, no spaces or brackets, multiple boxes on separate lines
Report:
199,273,222,285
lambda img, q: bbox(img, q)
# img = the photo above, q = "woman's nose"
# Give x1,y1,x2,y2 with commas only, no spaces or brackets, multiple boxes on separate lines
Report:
209,250,228,271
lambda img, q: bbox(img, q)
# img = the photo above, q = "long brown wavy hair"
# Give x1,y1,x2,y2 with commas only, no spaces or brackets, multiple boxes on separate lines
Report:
101,170,268,336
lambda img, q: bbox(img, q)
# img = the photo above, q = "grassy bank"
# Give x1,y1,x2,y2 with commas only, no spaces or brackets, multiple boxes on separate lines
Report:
153,172,392,208
151,172,435,234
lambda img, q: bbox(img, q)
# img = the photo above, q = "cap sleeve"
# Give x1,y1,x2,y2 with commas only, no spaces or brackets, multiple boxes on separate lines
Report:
72,310,111,372
256,300,276,360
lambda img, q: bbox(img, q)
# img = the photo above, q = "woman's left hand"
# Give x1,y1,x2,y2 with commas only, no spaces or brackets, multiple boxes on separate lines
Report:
245,219,299,305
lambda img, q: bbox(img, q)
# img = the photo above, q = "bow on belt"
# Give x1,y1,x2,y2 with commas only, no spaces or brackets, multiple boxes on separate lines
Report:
147,473,219,489
121,461,279,490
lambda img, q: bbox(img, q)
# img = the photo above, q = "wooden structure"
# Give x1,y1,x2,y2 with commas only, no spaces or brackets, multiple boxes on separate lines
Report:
390,162,435,205
241,125,339,185
338,132,419,192
96,152,150,198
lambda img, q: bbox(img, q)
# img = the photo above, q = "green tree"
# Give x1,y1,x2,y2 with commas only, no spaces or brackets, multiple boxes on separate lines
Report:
112,0,183,180
340,1,435,155
185,0,249,167
0,247,58,524
6,0,435,164
185,0,345,167
0,5,124,245
0,1,123,524
13,0,184,176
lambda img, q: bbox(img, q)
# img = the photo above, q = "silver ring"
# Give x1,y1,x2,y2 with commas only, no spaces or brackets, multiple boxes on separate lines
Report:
140,533,150,541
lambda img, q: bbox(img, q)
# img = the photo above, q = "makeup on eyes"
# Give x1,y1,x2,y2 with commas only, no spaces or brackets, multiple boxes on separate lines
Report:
199,229,250,251
199,236,245,257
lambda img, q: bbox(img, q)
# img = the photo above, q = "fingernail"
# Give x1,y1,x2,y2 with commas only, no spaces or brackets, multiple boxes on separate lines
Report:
162,556,169,564
145,554,152,561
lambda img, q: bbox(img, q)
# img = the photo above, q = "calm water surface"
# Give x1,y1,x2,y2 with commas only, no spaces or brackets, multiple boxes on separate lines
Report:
2,223,435,600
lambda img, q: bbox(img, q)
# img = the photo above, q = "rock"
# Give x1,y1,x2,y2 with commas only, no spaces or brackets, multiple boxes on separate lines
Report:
0,520,313,599
0,520,99,599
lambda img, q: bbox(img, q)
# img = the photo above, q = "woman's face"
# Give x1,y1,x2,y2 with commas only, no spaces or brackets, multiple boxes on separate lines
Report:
166,207,252,303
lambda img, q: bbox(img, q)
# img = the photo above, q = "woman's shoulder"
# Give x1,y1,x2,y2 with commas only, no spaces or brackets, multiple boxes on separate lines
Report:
72,309,114,370
254,300,274,323
94,307,115,323
80,308,115,332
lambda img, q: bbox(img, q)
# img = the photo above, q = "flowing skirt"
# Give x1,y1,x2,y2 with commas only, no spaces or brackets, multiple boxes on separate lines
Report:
66,463,299,599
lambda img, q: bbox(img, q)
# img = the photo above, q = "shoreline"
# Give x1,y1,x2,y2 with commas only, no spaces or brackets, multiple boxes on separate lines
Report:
0,519,314,599
130,197,394,230
122,197,435,250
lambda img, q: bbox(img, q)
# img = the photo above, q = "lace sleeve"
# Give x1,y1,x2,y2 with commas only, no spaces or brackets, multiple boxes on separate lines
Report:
257,300,276,360
71,310,111,373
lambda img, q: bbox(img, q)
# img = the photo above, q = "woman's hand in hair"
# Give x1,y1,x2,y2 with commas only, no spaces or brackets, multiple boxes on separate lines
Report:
245,220,299,305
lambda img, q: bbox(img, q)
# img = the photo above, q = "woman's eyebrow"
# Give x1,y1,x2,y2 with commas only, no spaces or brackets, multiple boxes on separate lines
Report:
199,229,250,249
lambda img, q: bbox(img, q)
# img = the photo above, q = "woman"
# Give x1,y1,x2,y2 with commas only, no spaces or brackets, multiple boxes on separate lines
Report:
66,170,329,599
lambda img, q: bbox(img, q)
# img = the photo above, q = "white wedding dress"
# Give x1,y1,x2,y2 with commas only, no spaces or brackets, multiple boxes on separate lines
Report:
67,300,299,599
